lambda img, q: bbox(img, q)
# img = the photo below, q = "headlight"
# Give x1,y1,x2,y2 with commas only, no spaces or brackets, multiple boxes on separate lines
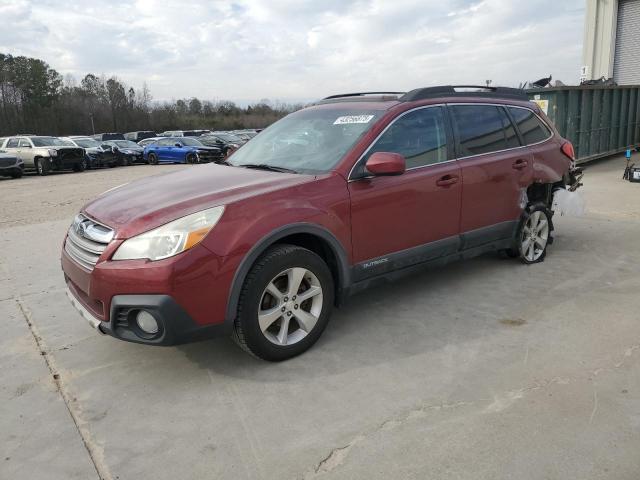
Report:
112,206,225,261
48,149,58,157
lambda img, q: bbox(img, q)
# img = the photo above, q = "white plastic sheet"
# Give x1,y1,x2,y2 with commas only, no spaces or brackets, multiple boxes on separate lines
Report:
552,188,586,217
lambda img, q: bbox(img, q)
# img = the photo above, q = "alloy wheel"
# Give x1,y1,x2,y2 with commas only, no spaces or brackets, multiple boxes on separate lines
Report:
258,267,323,346
520,210,549,262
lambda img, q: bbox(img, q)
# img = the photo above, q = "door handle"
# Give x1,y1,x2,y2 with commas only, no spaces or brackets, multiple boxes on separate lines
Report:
436,175,459,187
512,159,528,170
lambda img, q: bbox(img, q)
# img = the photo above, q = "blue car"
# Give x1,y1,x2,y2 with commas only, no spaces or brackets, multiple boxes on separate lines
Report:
143,137,223,164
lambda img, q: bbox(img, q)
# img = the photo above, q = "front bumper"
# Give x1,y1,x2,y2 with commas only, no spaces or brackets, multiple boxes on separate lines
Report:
0,164,23,176
128,153,144,163
66,284,230,345
61,240,236,346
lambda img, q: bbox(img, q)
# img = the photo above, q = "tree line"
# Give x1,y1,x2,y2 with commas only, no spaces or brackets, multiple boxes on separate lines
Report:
0,53,302,136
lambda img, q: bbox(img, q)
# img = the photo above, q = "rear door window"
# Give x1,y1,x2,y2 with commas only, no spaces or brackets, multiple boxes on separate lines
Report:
508,107,551,145
363,106,450,170
6,138,19,148
451,105,519,157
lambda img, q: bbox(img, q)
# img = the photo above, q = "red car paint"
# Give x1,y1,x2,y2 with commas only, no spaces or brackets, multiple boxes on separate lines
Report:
61,92,573,344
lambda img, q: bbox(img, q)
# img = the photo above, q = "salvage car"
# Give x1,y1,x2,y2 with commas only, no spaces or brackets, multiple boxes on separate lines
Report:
143,137,223,164
63,137,118,169
103,140,146,165
62,86,582,360
2,136,85,175
198,133,242,156
124,131,157,143
0,149,24,178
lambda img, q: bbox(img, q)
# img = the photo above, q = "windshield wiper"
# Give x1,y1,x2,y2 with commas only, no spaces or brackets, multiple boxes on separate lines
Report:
238,163,298,174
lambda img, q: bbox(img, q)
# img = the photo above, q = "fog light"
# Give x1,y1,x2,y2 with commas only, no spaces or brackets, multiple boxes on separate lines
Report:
136,310,159,334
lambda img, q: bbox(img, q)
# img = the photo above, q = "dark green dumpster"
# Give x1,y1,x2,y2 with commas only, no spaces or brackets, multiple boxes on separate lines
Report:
527,85,640,164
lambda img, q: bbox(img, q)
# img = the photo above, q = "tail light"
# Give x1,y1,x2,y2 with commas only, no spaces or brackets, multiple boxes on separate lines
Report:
561,141,575,160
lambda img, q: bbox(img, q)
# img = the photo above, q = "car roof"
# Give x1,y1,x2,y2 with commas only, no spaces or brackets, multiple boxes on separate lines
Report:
316,86,530,110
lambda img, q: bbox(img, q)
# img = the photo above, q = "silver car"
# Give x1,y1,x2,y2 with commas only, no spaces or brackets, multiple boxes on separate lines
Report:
1,136,85,175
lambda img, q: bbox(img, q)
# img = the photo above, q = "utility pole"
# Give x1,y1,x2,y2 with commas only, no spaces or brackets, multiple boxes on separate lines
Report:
89,113,95,135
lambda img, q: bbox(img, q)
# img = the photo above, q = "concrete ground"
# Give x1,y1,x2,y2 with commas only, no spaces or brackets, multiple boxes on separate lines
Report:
1,156,639,480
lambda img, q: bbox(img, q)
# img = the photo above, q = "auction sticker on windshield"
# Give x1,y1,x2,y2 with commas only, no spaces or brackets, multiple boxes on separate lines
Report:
333,115,375,125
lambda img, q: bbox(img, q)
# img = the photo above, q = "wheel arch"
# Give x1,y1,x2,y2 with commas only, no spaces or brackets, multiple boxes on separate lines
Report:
224,223,351,325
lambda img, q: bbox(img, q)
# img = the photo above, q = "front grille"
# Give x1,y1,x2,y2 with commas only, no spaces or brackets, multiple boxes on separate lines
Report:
64,214,114,271
0,157,17,167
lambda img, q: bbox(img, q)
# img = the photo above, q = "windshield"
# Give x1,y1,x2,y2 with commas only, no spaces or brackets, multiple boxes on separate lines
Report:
114,140,140,148
31,137,69,147
228,107,383,173
74,138,101,148
179,138,203,146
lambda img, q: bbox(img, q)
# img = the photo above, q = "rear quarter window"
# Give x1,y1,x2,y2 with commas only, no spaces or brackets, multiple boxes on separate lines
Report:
508,107,551,145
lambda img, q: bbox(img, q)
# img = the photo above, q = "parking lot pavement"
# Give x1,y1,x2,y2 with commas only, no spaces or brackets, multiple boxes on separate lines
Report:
1,158,639,480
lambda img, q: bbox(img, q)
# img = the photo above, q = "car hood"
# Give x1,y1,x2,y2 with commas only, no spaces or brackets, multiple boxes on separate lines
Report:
83,164,314,238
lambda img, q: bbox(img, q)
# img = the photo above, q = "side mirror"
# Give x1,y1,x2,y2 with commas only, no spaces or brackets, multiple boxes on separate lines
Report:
365,152,406,176
174,143,182,147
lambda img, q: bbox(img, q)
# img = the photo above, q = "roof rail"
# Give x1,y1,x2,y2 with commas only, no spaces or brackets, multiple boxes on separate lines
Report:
323,91,405,100
400,86,529,102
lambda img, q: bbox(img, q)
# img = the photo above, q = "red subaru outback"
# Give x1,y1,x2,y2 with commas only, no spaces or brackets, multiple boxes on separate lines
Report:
62,86,582,360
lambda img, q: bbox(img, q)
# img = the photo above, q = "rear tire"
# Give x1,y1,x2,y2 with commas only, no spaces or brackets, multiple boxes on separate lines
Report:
232,244,334,361
73,161,85,172
515,203,553,264
148,153,158,165
186,153,198,164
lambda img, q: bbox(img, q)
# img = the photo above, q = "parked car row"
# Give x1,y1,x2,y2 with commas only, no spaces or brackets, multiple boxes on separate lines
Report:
0,128,259,178
0,135,147,177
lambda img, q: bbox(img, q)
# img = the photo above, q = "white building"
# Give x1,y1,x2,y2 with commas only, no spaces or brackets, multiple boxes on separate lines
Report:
582,0,640,84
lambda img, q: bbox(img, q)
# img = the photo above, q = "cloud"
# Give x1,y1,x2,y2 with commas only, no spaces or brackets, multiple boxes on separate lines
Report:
0,0,584,102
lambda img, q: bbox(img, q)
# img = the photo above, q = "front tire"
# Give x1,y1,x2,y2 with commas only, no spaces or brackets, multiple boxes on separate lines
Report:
36,158,50,176
73,161,85,172
186,153,198,164
233,244,334,361
148,153,158,165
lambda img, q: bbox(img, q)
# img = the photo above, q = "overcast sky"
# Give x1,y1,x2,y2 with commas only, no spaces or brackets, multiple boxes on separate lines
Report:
0,0,585,103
